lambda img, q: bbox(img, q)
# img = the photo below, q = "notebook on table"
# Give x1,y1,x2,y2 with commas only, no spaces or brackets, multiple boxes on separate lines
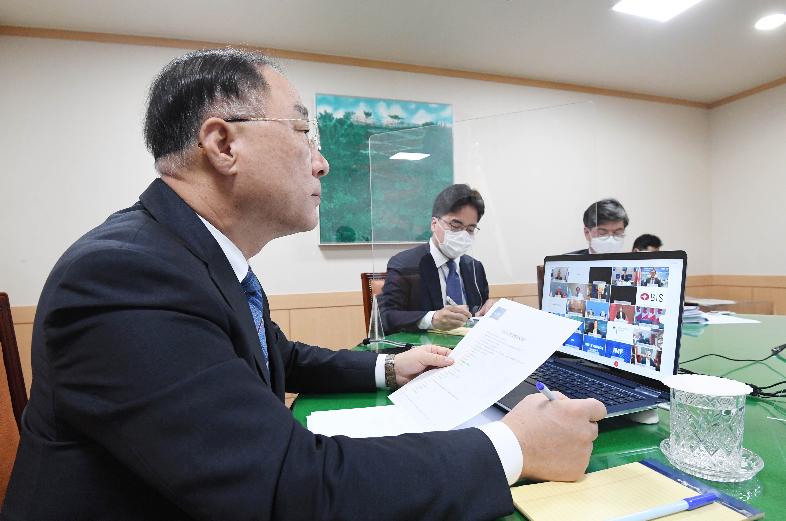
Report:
497,251,687,417
511,459,763,520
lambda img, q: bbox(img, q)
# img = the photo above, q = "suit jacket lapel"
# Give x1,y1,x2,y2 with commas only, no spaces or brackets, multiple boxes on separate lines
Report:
418,244,443,310
138,179,271,386
259,293,284,400
459,257,480,310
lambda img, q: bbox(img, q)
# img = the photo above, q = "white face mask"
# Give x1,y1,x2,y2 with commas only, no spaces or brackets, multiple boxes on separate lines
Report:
437,229,474,259
590,235,624,254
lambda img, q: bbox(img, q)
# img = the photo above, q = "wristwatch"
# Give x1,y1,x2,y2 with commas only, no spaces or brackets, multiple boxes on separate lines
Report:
384,354,399,390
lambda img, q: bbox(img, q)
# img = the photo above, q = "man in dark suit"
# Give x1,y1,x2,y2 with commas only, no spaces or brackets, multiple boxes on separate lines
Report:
379,184,492,334
642,269,664,287
2,48,605,521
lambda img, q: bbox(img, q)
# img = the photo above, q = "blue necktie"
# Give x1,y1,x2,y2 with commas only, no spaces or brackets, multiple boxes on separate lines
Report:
241,268,269,366
445,259,464,305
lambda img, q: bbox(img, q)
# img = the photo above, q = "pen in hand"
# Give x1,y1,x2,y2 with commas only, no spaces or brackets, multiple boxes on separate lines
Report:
535,381,557,401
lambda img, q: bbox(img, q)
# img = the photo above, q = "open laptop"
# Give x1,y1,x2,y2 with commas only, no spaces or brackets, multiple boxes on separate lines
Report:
496,251,687,417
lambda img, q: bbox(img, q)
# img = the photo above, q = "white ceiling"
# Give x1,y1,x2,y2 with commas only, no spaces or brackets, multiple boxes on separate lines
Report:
2,0,786,103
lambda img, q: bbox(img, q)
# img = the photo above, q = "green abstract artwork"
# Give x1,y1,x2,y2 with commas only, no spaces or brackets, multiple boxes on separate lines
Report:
316,94,453,244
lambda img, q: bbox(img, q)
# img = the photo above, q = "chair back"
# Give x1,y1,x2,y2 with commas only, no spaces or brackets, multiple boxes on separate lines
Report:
0,292,27,505
360,272,387,332
536,265,545,308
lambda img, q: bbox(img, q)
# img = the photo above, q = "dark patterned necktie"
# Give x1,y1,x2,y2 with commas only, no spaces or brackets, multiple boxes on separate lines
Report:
445,259,464,305
241,268,269,367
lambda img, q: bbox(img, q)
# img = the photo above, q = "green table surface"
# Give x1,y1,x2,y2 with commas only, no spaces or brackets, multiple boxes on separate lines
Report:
293,315,786,519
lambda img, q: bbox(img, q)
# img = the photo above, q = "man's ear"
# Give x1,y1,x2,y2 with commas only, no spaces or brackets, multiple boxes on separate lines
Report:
198,117,240,176
583,226,592,242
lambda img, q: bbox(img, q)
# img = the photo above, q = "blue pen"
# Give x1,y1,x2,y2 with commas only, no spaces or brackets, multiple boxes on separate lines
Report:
535,381,557,401
610,492,718,521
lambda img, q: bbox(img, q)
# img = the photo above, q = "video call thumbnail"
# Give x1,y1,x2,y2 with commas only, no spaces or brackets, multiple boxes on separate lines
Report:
609,303,634,324
635,306,665,326
585,300,609,320
639,267,669,288
550,282,569,298
612,267,639,286
568,283,589,299
610,285,637,305
567,298,586,316
590,283,609,300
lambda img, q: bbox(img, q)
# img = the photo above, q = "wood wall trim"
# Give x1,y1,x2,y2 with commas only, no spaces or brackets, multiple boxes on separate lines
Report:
489,283,538,297
685,275,714,286
711,275,786,289
9,306,35,324
708,74,786,109
0,25,709,109
268,292,361,310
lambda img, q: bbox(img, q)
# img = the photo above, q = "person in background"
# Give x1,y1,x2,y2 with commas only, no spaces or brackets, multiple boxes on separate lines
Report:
569,198,629,254
632,234,662,252
379,184,494,334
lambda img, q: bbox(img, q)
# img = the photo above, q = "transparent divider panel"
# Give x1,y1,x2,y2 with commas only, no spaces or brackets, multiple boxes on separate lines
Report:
366,102,599,344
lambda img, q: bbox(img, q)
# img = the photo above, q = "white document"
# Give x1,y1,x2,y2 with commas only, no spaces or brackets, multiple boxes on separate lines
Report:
684,296,736,306
388,298,582,431
306,404,506,438
307,405,419,437
702,312,760,325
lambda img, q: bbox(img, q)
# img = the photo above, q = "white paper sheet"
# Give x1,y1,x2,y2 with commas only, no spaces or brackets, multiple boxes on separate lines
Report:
702,312,760,325
307,405,420,437
388,299,582,431
307,405,506,438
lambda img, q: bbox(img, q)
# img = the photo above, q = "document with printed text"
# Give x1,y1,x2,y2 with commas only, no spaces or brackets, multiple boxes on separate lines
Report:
307,299,581,436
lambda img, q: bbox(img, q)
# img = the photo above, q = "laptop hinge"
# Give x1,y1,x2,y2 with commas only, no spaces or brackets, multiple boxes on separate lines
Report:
634,385,662,398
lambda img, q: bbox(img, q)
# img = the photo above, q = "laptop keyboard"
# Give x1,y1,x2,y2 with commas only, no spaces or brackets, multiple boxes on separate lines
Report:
531,362,642,407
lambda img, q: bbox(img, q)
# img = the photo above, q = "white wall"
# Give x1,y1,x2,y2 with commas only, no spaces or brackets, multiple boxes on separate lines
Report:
709,84,786,275
1,36,713,305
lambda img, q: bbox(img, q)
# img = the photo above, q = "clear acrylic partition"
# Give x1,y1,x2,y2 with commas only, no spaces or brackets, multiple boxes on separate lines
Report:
365,102,600,342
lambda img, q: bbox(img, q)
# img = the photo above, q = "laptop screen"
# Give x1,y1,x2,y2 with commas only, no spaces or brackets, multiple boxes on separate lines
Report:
541,251,687,382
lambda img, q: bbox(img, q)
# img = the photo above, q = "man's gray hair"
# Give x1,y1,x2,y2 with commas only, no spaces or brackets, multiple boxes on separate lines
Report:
143,48,281,174
582,198,629,228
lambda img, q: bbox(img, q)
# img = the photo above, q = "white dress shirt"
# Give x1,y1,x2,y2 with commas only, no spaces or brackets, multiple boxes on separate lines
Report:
418,239,468,330
197,215,523,485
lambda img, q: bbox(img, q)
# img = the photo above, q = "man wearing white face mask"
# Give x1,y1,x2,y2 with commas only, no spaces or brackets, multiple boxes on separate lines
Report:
569,198,629,255
379,184,493,334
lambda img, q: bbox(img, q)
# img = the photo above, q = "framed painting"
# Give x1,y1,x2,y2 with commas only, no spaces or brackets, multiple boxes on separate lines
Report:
316,94,453,244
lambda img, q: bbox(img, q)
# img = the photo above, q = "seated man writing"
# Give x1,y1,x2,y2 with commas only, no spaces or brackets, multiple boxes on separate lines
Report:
379,184,493,334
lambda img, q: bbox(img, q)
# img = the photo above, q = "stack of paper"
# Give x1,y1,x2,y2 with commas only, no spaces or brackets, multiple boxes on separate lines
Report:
682,305,707,324
307,299,581,437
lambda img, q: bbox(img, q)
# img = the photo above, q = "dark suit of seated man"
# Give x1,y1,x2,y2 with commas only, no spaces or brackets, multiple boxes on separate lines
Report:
2,49,606,521
379,184,492,334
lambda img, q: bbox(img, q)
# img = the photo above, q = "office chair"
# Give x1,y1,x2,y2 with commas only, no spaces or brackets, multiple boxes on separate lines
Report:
0,292,28,505
360,272,387,332
536,265,545,308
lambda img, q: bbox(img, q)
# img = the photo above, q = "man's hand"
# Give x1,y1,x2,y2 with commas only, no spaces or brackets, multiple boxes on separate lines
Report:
501,392,606,482
394,344,454,386
432,305,471,330
474,298,496,317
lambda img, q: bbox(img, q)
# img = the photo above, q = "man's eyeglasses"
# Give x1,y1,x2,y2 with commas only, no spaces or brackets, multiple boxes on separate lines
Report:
224,117,321,150
594,228,626,239
439,218,479,235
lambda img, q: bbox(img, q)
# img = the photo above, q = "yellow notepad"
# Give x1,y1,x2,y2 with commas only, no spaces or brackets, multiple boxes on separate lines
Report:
428,326,470,336
511,461,762,520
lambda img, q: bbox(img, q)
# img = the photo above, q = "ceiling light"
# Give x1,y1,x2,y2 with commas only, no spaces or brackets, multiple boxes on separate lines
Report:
612,0,704,22
389,152,430,161
755,13,786,31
